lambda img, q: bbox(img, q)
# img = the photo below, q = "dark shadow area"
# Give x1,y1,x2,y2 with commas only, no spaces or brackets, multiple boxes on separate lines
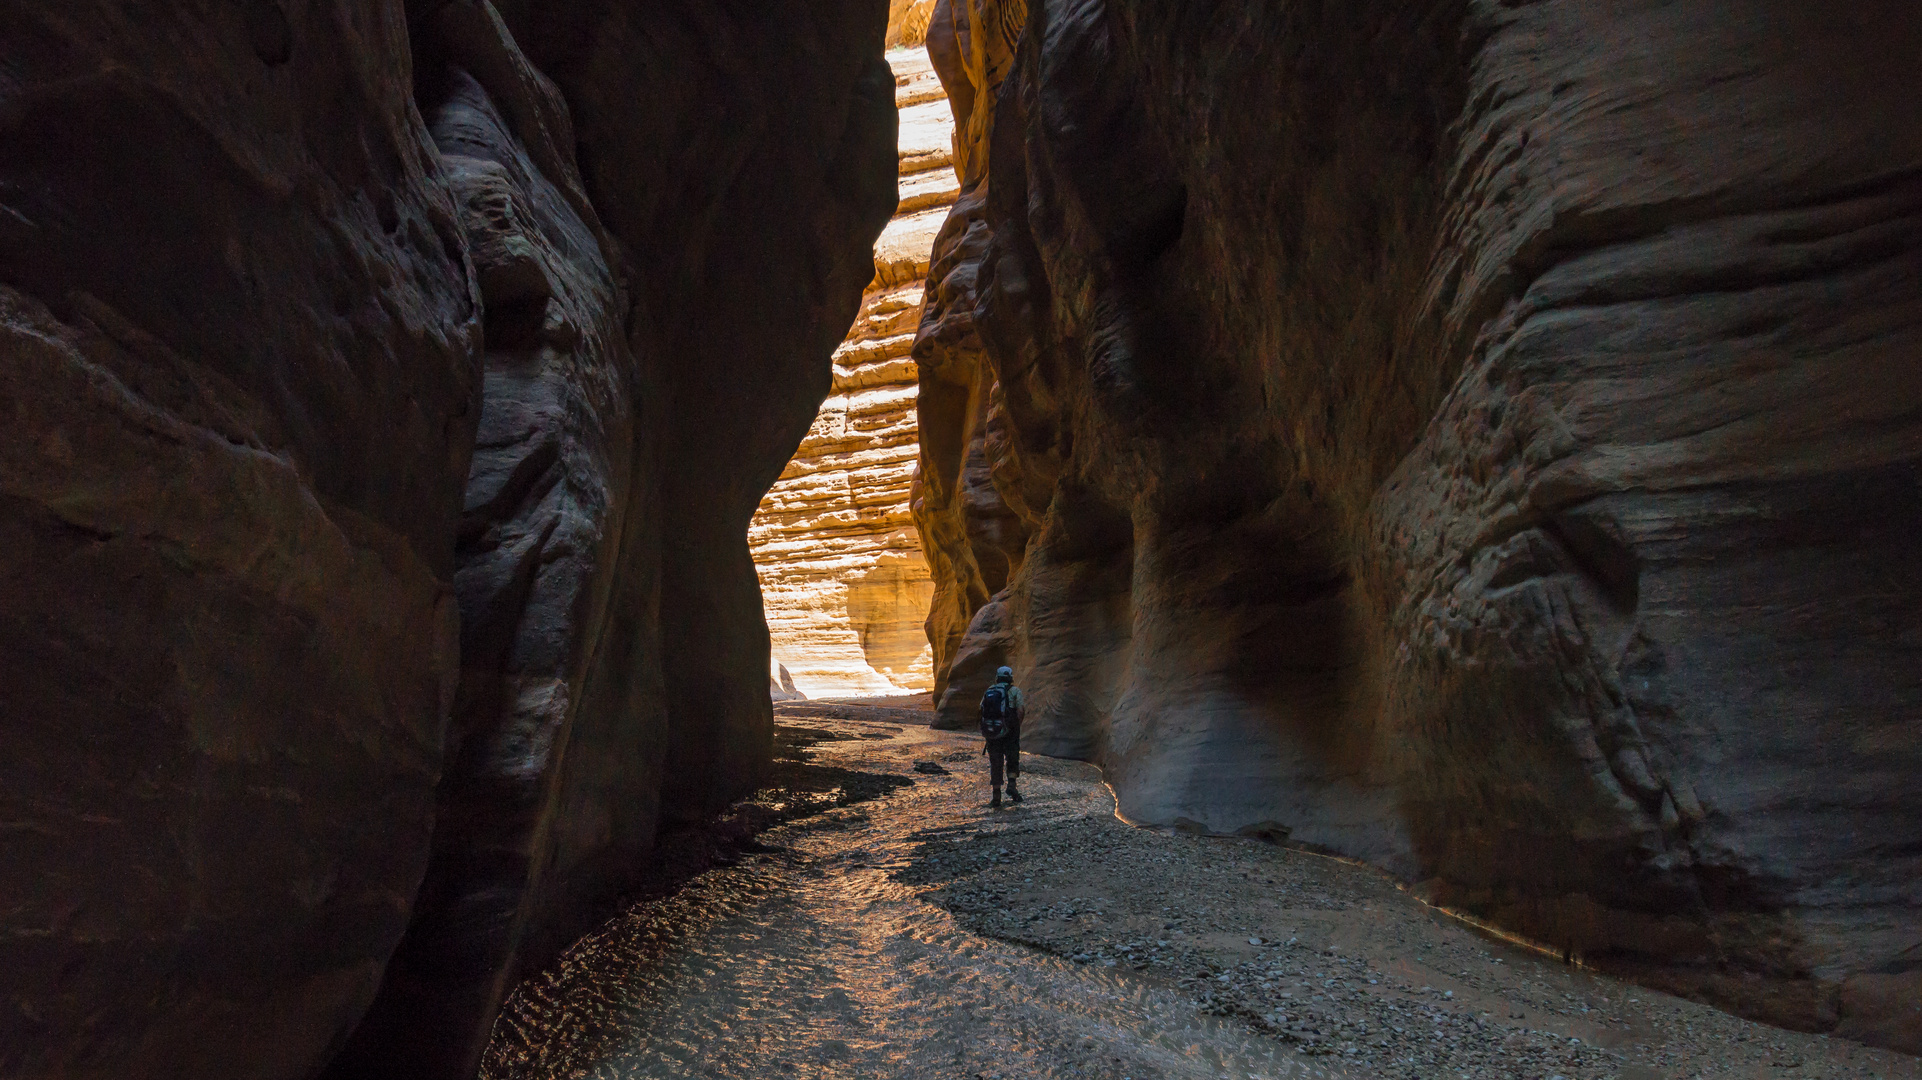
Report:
596,721,917,904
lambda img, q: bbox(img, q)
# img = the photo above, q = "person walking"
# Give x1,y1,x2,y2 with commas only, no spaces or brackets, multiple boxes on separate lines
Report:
979,666,1024,809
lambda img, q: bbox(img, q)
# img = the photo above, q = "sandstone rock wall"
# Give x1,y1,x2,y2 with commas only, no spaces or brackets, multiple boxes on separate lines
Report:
749,45,958,698
911,0,1033,707
0,5,474,1075
0,3,895,1079
886,0,940,48
916,0,1922,1052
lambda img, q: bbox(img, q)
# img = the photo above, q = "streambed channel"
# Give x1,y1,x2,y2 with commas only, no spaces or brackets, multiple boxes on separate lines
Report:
480,706,1920,1080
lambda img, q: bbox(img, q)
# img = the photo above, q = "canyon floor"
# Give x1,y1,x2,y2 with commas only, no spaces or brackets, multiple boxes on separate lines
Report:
479,702,1921,1080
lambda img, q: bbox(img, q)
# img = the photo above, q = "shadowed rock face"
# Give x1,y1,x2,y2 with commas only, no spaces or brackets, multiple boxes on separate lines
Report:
342,3,899,1077
0,4,474,1076
0,2,894,1079
496,2,898,841
915,0,1922,1052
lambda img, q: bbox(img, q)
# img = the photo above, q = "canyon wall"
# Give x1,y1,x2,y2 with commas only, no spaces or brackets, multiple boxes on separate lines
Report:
749,45,956,699
0,3,894,1079
911,0,1034,707
917,0,1922,1052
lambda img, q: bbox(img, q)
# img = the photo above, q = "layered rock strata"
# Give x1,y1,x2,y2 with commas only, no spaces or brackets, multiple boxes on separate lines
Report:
0,3,895,1079
916,0,1922,1053
749,45,957,698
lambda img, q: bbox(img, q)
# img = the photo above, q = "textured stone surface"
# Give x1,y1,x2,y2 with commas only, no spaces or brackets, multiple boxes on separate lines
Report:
340,3,897,1078
750,45,956,698
0,3,474,1076
886,0,939,48
910,0,1033,710
569,4,895,836
323,7,643,1075
916,0,1922,1051
0,2,894,1079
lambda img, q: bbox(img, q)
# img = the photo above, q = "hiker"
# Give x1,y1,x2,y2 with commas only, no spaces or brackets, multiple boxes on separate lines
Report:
980,666,1024,809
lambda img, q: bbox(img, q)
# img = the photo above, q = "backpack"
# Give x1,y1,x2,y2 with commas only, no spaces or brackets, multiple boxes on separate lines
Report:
979,684,1012,741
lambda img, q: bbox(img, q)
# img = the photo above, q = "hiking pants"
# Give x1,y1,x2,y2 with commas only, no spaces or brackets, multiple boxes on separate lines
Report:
988,734,1020,790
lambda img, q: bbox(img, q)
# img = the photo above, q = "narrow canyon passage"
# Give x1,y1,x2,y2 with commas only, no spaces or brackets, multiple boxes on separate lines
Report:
748,44,954,700
4,1,1919,1076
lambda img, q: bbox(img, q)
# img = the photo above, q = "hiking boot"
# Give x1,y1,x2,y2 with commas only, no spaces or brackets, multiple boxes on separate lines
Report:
1006,783,1023,804
990,788,1002,809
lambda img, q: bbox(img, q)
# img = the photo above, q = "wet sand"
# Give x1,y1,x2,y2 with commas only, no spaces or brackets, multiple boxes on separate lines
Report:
481,703,1921,1080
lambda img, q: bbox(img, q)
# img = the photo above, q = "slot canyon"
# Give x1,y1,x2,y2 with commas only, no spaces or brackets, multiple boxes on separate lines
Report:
747,36,953,701
1,1,1918,1079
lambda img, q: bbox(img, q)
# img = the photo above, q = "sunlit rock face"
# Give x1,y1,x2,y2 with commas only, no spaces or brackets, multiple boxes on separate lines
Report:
886,0,939,48
0,2,894,1079
917,0,1922,1052
750,45,957,698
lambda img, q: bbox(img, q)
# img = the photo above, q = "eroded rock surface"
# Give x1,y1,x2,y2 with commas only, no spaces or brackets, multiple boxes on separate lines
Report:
346,3,898,1077
915,0,1922,1051
0,2,894,1079
910,0,1034,710
0,4,472,1076
750,46,956,698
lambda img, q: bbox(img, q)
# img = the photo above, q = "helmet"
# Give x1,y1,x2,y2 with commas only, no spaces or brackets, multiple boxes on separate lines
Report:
996,666,1014,683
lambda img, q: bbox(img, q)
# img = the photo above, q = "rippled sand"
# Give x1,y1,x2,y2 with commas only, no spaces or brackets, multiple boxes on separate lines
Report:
481,711,1920,1080
481,716,1345,1080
